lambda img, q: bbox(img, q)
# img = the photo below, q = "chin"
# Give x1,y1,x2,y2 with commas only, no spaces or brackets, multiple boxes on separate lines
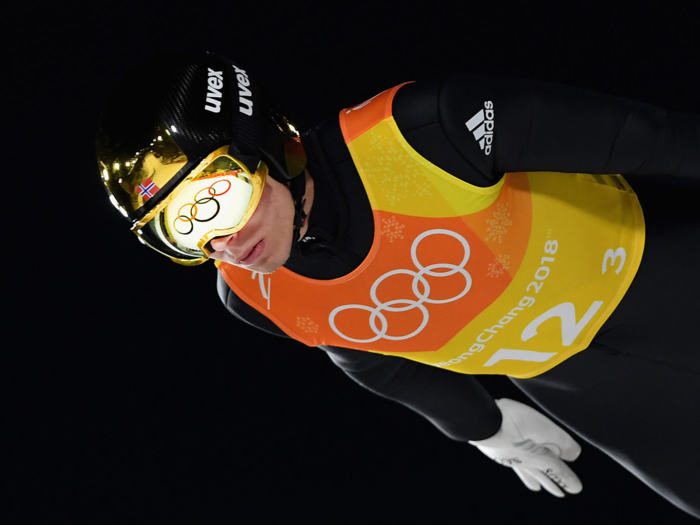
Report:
253,254,289,274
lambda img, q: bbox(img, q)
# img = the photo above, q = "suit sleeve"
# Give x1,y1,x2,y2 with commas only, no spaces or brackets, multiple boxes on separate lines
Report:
321,345,502,441
393,75,700,187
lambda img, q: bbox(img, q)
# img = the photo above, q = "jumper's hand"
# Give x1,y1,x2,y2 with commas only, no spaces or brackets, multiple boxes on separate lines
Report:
469,398,583,497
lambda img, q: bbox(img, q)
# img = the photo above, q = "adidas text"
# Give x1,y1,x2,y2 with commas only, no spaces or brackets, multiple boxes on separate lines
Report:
204,69,224,113
233,66,253,116
466,101,495,155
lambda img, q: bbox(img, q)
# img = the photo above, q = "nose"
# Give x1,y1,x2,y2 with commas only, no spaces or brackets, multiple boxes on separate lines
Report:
209,233,237,252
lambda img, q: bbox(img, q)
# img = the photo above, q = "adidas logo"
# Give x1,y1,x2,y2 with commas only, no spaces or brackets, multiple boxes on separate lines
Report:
465,101,495,155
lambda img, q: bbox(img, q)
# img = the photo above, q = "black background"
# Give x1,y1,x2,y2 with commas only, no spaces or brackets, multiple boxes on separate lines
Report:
7,2,700,523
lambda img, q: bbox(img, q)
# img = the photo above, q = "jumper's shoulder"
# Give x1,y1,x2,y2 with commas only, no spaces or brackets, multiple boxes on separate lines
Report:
392,76,501,187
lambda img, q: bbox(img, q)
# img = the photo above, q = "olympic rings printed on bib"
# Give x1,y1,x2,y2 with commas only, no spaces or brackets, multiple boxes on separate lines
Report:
329,229,473,343
173,179,232,235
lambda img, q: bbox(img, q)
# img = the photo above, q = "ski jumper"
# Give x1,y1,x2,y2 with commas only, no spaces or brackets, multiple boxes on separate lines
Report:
216,76,700,517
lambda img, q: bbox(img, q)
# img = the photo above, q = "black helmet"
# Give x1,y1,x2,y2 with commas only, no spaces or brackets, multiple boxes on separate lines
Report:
96,51,307,265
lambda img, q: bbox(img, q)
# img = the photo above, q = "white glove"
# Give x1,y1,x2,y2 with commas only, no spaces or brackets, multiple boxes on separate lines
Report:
469,398,583,497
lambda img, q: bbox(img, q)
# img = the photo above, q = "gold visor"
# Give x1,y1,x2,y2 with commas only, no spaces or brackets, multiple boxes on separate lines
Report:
134,146,267,265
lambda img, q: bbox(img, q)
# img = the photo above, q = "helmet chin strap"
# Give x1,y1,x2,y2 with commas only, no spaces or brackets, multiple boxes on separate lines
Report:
289,173,307,245
259,146,308,246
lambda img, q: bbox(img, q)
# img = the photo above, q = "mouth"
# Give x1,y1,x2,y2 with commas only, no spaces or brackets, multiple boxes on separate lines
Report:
239,239,264,265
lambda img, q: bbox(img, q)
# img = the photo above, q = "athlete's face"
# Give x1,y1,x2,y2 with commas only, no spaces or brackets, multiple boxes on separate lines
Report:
208,175,295,273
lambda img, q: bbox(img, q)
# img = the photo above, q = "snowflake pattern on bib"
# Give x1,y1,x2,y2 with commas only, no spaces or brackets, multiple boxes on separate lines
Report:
485,202,513,243
487,254,511,278
381,215,406,242
296,317,320,334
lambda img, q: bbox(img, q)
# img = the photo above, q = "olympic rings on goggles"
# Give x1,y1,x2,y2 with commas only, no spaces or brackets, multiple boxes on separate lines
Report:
133,145,267,266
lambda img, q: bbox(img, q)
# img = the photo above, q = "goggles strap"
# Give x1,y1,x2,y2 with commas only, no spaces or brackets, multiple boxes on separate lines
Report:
290,173,307,245
260,147,291,181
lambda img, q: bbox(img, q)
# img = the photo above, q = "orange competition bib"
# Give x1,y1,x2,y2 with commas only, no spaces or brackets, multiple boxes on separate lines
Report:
219,84,645,378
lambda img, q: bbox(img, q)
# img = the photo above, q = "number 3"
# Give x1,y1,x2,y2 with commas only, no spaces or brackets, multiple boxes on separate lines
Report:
603,247,626,275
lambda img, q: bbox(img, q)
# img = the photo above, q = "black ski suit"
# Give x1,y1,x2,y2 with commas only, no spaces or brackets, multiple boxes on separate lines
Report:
217,76,700,518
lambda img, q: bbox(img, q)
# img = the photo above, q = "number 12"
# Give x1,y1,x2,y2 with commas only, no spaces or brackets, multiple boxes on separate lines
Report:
483,300,604,367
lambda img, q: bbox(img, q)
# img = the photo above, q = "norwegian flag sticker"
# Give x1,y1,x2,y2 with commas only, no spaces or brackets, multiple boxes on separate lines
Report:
138,178,160,200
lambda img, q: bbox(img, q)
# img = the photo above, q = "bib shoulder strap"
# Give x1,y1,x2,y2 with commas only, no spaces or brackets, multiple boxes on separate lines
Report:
339,82,413,144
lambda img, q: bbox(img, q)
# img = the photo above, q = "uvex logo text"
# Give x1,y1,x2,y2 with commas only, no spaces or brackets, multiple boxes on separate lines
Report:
203,67,254,116
204,69,224,113
234,66,253,116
